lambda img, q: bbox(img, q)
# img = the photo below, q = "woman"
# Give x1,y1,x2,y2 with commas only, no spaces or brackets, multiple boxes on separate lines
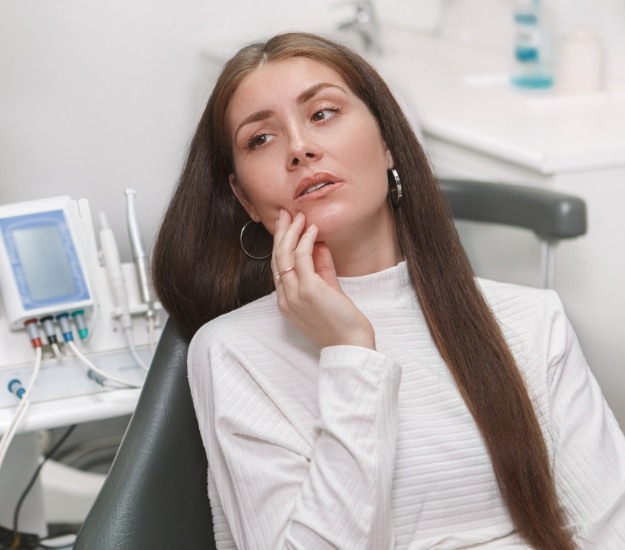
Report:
152,32,625,549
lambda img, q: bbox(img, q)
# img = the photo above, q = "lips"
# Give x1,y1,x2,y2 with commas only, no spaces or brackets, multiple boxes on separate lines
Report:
294,172,341,199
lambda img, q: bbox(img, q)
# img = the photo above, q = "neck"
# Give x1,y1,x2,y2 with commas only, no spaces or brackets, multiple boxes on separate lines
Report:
325,212,403,277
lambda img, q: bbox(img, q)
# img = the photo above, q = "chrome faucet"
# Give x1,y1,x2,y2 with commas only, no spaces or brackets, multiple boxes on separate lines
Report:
335,0,382,55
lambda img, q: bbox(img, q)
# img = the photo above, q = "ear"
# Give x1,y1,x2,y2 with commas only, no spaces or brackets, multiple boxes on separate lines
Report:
384,145,394,170
229,173,260,222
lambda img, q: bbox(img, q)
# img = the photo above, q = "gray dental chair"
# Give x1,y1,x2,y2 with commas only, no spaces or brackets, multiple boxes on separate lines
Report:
73,179,586,550
73,320,215,550
440,179,586,288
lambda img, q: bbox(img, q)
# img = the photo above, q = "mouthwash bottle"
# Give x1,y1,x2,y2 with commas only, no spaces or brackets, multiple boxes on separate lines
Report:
511,0,554,89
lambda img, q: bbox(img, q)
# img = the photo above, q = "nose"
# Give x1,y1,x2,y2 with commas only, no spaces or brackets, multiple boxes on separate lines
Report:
286,129,322,169
289,151,317,169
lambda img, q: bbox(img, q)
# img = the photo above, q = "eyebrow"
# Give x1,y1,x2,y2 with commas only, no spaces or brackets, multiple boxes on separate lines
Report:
233,82,348,141
297,82,347,104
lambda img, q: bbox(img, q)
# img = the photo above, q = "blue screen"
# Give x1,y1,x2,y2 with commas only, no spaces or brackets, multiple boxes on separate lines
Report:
0,209,90,310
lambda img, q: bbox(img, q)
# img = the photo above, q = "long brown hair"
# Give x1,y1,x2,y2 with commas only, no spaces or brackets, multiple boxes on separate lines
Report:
152,32,575,549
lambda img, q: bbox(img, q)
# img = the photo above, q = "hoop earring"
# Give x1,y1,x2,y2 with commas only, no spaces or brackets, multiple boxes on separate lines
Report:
388,168,402,208
240,220,272,260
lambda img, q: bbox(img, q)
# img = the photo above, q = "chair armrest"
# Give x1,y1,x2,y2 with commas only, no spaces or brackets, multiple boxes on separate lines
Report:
440,179,587,241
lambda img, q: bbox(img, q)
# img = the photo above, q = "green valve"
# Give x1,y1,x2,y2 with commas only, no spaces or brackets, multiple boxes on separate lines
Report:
72,309,89,340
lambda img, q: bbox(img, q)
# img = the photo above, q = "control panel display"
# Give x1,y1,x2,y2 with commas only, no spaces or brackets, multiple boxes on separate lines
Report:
0,198,93,329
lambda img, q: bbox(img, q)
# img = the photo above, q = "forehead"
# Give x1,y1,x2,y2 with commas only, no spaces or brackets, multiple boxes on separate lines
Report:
226,57,351,123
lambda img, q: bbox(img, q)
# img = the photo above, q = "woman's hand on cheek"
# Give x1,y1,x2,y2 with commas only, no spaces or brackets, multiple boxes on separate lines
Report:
272,209,376,350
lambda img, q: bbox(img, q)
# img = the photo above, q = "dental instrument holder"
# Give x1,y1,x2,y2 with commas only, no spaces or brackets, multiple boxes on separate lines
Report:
125,189,156,327
0,195,155,398
0,196,155,539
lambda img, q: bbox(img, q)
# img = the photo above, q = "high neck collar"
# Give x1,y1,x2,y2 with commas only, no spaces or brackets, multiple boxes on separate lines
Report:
337,260,413,307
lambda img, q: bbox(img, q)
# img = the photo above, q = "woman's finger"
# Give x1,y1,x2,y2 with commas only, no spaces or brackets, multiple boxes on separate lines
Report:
291,223,318,284
273,211,305,278
271,209,289,270
272,209,292,284
311,241,341,292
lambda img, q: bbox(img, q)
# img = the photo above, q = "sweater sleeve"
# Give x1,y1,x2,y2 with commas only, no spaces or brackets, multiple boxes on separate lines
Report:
545,295,625,548
188,332,402,550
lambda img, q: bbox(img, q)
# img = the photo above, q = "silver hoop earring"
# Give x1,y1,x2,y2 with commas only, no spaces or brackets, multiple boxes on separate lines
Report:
240,220,272,260
388,168,402,208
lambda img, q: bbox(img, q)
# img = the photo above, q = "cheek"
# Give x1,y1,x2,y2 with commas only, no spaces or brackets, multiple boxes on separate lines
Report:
233,172,273,210
354,138,391,190
241,178,281,212
234,149,285,197
235,173,287,225
347,121,389,170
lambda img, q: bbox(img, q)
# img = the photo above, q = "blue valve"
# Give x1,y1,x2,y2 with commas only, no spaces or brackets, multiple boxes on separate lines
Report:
8,379,25,400
55,312,74,342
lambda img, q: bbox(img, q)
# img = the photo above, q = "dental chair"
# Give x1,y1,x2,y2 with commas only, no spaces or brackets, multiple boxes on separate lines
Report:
73,320,215,550
440,179,586,288
73,179,586,550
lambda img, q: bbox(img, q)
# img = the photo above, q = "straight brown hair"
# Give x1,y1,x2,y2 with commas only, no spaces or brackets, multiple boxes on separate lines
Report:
152,32,575,549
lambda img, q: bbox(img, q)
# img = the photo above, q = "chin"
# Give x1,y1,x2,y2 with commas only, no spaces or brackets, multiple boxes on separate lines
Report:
307,200,389,236
305,212,343,239
310,217,362,248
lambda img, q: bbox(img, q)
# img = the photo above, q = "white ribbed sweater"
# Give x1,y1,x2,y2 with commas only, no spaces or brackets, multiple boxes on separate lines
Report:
188,262,625,549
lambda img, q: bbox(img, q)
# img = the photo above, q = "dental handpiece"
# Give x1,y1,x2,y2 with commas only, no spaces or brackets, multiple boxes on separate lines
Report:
125,188,155,320
100,212,132,330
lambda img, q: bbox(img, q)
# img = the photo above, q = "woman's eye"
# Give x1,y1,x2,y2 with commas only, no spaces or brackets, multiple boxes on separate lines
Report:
246,133,268,150
311,106,340,122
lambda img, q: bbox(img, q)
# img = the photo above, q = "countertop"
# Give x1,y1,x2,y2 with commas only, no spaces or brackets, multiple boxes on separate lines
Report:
370,31,625,174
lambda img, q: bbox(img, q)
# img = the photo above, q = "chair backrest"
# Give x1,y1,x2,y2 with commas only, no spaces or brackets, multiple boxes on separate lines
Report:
73,320,216,550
